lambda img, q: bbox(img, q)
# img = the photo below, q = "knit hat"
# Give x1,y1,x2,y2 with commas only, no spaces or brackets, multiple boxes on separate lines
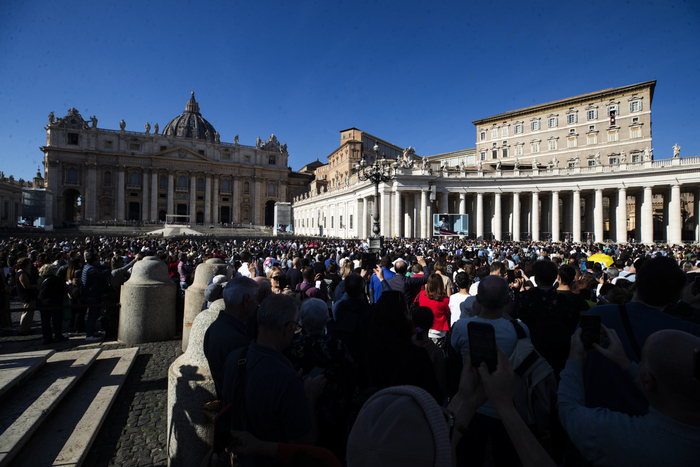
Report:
347,385,451,467
204,283,223,302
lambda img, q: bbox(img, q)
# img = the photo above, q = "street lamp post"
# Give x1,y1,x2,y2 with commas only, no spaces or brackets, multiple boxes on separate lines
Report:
353,143,399,253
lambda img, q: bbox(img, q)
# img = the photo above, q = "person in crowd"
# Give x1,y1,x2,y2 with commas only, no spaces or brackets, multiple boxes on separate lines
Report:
583,255,700,416
415,274,451,350
385,256,430,305
411,305,448,398
556,264,590,313
295,266,328,301
15,257,38,335
203,276,257,399
451,275,530,466
369,256,395,303
285,257,304,292
177,252,194,290
284,298,357,459
36,263,69,344
449,271,471,327
559,326,700,466
222,294,326,465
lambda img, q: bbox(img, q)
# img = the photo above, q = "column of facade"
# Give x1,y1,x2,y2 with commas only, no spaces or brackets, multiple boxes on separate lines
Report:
231,177,238,224
641,186,654,244
150,171,158,220
392,189,402,237
357,198,364,238
212,177,219,224
141,169,149,222
420,190,428,238
512,192,520,241
117,166,125,221
441,191,449,214
379,187,389,237
532,192,539,242
189,174,197,222
86,163,97,221
669,184,682,245
459,193,466,215
493,193,502,241
594,189,604,242
204,174,212,223
426,199,433,239
415,192,422,238
616,188,627,243
551,191,559,242
476,193,484,239
167,171,174,217
253,177,262,225
572,190,581,243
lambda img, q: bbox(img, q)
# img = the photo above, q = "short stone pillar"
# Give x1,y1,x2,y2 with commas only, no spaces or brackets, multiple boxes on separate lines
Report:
167,299,220,467
182,258,224,352
119,257,176,345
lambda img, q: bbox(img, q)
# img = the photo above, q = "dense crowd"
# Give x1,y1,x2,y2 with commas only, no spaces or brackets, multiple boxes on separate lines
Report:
1,234,700,466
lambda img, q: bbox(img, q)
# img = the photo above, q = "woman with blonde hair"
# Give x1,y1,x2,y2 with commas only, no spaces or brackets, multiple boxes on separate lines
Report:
415,273,451,349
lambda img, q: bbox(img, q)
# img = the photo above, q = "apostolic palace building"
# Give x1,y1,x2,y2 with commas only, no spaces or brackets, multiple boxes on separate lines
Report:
292,80,700,245
40,92,302,230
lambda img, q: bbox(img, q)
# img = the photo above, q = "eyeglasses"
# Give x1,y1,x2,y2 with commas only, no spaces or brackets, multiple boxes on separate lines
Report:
286,320,302,332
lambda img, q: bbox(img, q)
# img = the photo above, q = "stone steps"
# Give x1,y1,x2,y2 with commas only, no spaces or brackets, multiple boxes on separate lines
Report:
0,347,139,467
0,349,55,399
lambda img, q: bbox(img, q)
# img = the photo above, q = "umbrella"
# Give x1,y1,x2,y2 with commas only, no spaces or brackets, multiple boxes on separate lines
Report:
588,253,614,267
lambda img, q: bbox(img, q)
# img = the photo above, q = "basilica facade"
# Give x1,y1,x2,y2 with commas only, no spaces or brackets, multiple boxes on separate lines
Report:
41,93,295,229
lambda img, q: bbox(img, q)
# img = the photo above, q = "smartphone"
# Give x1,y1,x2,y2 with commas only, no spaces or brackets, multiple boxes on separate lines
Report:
307,366,325,379
580,315,601,351
507,270,515,284
275,275,287,289
361,252,377,270
603,272,609,282
467,321,498,373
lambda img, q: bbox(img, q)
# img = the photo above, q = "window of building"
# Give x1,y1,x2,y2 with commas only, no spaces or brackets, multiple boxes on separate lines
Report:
588,159,596,167
331,217,334,228
222,179,230,191
129,142,140,151
607,131,618,142
609,157,619,165
269,155,276,165
104,140,113,149
67,168,78,182
589,125,595,130
160,145,167,151
607,105,618,116
130,172,140,186
160,176,167,188
548,140,557,150
568,162,576,168
501,127,508,137
531,141,540,153
567,114,577,124
340,215,343,228
104,171,111,186
587,110,597,120
514,124,523,134
502,148,508,158
244,181,250,193
480,151,486,160
492,150,498,159
630,127,641,138
515,145,523,156
222,153,231,160
587,134,597,145
632,153,641,163
349,214,353,229
178,175,187,188
198,150,205,155
198,178,204,191
567,137,577,148
548,117,558,128
531,121,540,131
268,183,275,196
480,131,486,141
67,133,79,145
630,101,642,112
491,129,498,139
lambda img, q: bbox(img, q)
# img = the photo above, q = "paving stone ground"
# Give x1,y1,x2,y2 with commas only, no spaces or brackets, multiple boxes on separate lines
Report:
1,305,183,467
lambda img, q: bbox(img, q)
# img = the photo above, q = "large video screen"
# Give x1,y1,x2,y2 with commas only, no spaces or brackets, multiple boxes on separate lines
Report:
433,213,469,236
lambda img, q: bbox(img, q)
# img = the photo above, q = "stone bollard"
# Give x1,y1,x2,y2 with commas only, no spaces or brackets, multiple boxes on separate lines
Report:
118,256,176,345
182,258,224,352
167,298,220,467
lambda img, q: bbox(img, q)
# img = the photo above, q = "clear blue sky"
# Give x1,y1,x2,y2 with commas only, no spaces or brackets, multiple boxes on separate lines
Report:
1,0,699,180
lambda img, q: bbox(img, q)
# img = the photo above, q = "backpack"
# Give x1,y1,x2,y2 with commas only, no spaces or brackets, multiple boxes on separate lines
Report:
509,320,557,433
295,282,313,302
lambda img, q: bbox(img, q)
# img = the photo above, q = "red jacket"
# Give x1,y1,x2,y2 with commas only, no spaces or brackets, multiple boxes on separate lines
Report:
416,290,450,332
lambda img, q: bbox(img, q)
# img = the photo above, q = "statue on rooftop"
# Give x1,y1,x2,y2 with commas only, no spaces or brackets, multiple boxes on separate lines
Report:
215,131,220,143
90,115,98,128
145,122,151,134
48,112,55,124
256,136,261,148
154,122,159,134
120,119,126,131
673,143,681,158
234,134,239,145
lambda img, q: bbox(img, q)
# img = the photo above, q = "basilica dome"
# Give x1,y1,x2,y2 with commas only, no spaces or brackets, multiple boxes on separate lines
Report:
162,92,218,141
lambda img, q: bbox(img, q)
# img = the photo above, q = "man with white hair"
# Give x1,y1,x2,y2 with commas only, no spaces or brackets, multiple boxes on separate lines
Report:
222,294,326,465
203,276,257,398
385,256,430,304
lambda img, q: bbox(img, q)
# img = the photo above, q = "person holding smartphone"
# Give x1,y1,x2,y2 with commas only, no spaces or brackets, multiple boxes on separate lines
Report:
450,275,531,467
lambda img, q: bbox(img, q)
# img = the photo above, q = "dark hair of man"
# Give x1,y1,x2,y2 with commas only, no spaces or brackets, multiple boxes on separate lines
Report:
636,256,686,307
394,260,408,275
532,259,558,288
85,251,99,265
328,261,338,274
411,305,434,333
302,266,315,282
490,261,505,275
454,271,470,290
558,264,576,286
345,273,364,298
240,250,251,262
380,255,392,269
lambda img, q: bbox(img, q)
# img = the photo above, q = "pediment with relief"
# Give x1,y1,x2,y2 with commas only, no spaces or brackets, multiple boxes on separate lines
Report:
154,145,211,161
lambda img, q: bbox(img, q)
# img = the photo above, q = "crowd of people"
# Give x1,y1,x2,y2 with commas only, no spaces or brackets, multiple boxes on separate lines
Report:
2,234,700,465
